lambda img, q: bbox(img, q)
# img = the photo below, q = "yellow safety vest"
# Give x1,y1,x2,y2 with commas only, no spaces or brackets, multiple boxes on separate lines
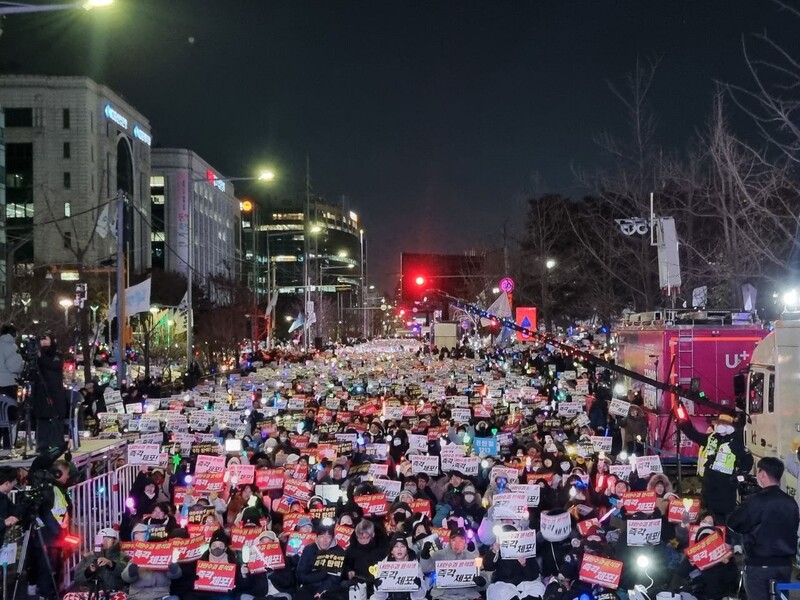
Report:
52,486,69,528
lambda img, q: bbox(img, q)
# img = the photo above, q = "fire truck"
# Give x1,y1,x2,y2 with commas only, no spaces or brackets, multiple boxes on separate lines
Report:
616,309,766,460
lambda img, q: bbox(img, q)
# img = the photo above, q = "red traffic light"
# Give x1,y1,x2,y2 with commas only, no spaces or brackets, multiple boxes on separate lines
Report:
415,276,426,286
399,308,406,316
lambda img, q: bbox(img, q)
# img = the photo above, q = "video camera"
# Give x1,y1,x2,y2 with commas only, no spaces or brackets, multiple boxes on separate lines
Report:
18,335,40,385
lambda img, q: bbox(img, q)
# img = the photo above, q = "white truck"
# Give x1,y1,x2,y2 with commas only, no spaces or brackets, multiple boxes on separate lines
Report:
432,321,459,350
745,318,800,493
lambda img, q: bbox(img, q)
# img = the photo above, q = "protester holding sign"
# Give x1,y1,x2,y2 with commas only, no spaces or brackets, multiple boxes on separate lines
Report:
121,523,182,600
295,522,347,600
184,528,245,600
374,534,427,600
343,519,389,588
483,524,544,600
420,527,486,600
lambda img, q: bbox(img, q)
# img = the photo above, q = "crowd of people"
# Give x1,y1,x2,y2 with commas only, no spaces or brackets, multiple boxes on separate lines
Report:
4,340,797,600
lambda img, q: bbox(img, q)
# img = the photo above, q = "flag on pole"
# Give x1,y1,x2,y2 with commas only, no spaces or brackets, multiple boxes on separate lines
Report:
95,205,110,239
481,292,512,326
288,314,304,334
108,278,152,320
178,291,189,310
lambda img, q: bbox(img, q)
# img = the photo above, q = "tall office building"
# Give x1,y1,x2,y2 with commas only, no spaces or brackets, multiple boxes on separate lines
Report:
150,149,241,301
0,75,152,298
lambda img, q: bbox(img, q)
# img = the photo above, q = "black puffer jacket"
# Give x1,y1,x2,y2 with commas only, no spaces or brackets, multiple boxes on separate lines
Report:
729,485,800,566
483,548,540,585
342,528,389,581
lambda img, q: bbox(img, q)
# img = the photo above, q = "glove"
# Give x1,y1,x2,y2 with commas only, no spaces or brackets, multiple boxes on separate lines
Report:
421,542,434,559
414,577,422,587
473,575,487,587
127,563,139,579
467,541,476,552
373,579,383,589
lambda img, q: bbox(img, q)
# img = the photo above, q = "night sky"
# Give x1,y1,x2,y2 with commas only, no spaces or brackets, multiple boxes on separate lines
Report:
1,1,793,291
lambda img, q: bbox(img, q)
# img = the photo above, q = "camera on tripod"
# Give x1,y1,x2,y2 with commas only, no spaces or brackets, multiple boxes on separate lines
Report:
17,335,40,387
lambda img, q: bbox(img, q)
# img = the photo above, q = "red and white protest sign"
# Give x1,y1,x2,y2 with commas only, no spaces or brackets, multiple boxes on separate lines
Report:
334,524,353,549
227,464,255,485
255,468,284,491
355,493,389,516
171,536,207,563
230,526,265,550
192,472,225,493
577,518,600,537
685,531,732,571
579,554,623,589
195,454,226,474
194,561,236,592
129,541,172,570
621,491,658,514
688,524,726,544
432,527,451,545
247,541,286,572
667,498,700,524
409,498,432,518
284,479,314,503
187,523,219,539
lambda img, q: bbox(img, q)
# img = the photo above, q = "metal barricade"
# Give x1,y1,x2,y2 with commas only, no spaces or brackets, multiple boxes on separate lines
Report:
112,463,140,523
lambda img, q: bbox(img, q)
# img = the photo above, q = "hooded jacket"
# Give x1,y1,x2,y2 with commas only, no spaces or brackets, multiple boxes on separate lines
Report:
646,473,675,514
0,334,22,388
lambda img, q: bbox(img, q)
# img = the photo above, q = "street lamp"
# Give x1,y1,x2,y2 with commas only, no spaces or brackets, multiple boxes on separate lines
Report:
59,298,73,327
546,258,557,270
257,170,276,181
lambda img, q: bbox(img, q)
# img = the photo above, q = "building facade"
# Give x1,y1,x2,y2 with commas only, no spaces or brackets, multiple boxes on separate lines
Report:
0,75,152,286
0,109,6,308
150,149,241,299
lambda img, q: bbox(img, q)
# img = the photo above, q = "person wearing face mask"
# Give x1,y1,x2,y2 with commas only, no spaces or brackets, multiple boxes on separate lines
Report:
182,528,246,600
374,534,427,600
295,522,346,600
420,527,487,600
678,413,753,522
122,523,182,600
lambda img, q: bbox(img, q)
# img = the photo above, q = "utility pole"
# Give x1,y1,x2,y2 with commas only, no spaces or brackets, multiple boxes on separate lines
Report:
115,189,126,385
303,156,311,351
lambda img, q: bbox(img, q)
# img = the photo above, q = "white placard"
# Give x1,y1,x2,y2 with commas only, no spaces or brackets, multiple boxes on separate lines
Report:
574,413,591,428
540,510,572,541
139,433,164,445
590,436,613,453
377,561,420,592
373,479,402,501
634,455,662,477
558,402,582,417
498,529,537,559
408,434,428,454
451,408,471,424
575,380,590,394
195,454,226,474
138,417,161,433
440,445,465,471
435,559,478,588
384,406,404,420
627,518,662,546
368,464,389,478
489,466,519,484
451,456,479,477
609,399,631,418
491,492,528,519
508,484,540,507
127,443,162,466
411,455,439,476
609,464,632,481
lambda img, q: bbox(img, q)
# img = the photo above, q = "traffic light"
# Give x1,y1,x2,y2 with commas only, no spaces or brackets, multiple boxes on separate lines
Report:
240,199,254,212
415,275,426,287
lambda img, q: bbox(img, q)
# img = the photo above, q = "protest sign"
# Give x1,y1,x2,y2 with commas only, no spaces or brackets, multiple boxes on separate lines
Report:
377,561,420,591
355,493,389,516
489,466,519,484
634,455,663,477
507,484,541,507
627,518,662,546
540,510,572,541
171,536,207,563
372,479,401,501
255,468,285,491
590,436,613,453
230,526,265,550
492,492,528,519
127,443,161,466
227,464,255,485
411,455,439,476
451,408,472,424
408,434,428,454
579,554,623,589
129,541,172,570
247,541,285,572
608,399,631,417
451,456,479,477
409,498,432,518
194,561,236,592
685,531,732,571
609,464,632,481
667,498,701,524
435,560,478,588
195,454,225,474
473,436,499,456
498,529,537,559
192,472,225,493
334,524,353,549
621,491,658,514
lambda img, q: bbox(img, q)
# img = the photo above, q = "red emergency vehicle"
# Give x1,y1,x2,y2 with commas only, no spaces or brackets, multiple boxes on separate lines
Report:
615,309,765,459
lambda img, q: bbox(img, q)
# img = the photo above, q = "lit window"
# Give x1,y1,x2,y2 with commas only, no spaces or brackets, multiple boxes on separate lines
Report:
150,176,165,186
64,202,71,217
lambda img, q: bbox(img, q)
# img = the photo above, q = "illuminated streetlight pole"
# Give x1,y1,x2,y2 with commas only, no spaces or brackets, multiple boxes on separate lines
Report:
59,298,72,328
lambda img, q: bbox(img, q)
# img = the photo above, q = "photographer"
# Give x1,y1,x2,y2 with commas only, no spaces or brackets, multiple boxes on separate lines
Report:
32,333,67,452
67,528,129,600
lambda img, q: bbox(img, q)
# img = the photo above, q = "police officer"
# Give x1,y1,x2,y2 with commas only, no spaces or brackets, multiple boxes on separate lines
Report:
678,413,753,523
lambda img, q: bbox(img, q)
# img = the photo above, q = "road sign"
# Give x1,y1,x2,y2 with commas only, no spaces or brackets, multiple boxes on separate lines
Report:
499,277,515,293
515,307,538,342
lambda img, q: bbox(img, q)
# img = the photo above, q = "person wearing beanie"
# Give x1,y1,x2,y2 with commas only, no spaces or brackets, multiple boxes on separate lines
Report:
410,514,442,557
374,534,428,600
296,522,347,600
122,522,182,600
181,528,246,600
420,527,487,600
483,524,544,600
